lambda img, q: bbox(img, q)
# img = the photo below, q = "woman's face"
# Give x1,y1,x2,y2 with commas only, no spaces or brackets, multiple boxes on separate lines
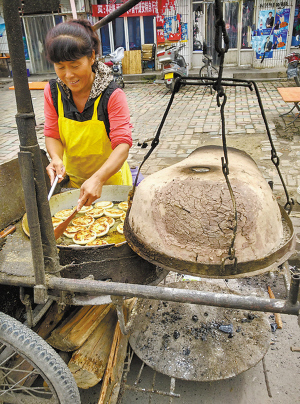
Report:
54,53,95,94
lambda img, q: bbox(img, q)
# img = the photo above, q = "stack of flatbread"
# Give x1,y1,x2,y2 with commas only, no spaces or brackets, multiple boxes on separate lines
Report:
52,201,127,246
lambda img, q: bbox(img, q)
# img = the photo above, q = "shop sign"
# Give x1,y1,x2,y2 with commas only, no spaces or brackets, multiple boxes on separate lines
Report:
258,2,289,9
92,1,158,17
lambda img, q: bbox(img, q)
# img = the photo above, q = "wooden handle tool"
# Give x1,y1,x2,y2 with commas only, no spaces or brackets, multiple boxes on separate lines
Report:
0,224,16,238
268,286,283,329
54,209,78,240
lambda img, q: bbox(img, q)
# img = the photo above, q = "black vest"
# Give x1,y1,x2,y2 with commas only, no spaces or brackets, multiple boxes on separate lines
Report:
49,79,119,138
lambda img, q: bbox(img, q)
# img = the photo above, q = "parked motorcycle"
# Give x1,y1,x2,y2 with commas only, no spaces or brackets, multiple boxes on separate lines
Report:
157,43,187,91
104,47,125,88
285,49,300,86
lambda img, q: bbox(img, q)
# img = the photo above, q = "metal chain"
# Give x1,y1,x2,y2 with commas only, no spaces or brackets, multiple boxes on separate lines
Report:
214,0,238,272
250,80,294,214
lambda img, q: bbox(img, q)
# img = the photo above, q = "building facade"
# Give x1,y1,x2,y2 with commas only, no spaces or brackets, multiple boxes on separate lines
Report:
0,0,300,74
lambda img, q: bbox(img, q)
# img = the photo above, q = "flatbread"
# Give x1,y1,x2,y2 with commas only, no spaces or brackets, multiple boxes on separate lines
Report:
63,225,87,238
96,216,115,228
73,229,97,245
86,239,109,246
54,209,74,220
88,207,104,218
117,223,124,234
94,201,114,209
118,201,128,211
89,221,110,237
72,215,94,227
78,205,93,213
120,212,126,223
104,208,124,218
52,217,63,228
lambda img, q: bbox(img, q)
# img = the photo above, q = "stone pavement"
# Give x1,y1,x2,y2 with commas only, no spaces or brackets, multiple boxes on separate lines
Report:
2,75,299,200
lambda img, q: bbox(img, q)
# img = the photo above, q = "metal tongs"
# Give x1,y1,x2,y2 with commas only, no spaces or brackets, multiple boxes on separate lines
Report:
47,175,59,201
47,175,78,239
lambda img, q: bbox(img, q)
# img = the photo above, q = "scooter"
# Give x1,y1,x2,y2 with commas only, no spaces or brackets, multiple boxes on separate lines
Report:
285,46,300,87
104,47,125,88
157,43,187,91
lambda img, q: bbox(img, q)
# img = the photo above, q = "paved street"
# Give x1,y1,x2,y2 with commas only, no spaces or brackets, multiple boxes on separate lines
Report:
1,76,300,404
1,77,300,204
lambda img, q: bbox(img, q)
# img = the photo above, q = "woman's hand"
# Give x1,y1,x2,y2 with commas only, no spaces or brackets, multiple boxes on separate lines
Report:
45,137,66,185
77,176,104,210
77,144,130,210
46,156,66,185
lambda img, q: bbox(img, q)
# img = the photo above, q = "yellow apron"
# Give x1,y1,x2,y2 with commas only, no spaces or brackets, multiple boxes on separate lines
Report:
57,87,132,188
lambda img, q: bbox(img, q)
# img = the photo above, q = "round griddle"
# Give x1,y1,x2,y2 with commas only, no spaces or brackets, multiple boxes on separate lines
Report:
129,281,271,382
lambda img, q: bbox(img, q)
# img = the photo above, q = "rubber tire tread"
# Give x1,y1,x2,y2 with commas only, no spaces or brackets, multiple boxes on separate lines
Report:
0,311,81,404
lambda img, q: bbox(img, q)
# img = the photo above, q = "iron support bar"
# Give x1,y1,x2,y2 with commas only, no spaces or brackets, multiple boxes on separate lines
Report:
3,0,60,275
18,152,45,288
93,0,142,30
47,277,300,316
288,274,300,305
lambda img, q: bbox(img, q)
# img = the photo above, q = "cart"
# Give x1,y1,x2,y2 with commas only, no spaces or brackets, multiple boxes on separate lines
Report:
1,1,300,403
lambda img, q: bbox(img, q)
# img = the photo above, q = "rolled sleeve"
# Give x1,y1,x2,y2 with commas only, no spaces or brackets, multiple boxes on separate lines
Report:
44,83,60,140
107,88,133,150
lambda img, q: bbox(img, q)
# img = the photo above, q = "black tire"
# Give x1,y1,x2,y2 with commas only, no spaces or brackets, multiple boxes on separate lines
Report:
166,76,180,92
0,311,81,404
294,64,300,87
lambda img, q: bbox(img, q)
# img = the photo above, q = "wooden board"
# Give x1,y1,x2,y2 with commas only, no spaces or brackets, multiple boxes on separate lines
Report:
68,306,117,389
47,304,112,351
9,82,48,90
122,50,142,74
277,87,300,102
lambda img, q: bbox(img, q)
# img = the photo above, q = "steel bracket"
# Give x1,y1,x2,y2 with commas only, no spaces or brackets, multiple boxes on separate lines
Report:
34,284,48,305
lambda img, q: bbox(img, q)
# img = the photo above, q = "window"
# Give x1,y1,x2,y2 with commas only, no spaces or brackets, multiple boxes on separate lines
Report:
241,0,254,49
144,16,154,44
112,17,125,50
128,17,141,50
193,3,205,51
100,22,111,56
100,16,154,55
224,2,239,49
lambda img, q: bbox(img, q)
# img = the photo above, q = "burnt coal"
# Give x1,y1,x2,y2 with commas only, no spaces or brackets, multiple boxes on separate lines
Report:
183,348,190,356
218,324,234,334
270,323,277,332
173,330,180,339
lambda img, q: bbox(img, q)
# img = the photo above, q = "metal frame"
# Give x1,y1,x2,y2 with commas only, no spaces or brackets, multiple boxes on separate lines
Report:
1,0,300,325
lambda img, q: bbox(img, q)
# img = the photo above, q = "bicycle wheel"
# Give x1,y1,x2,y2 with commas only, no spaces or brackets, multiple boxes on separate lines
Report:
208,65,218,94
0,312,80,404
199,65,218,94
199,65,209,86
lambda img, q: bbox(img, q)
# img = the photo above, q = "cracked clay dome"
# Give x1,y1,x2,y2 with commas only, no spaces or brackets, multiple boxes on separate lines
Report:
124,146,294,278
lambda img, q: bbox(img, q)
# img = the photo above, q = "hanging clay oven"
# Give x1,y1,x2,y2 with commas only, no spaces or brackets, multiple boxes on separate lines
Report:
124,146,295,278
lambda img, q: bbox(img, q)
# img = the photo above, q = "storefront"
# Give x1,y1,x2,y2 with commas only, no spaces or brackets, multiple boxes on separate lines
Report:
92,0,300,70
1,0,300,74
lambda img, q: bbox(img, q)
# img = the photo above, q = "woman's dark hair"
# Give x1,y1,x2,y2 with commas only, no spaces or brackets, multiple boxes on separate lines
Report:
45,19,100,63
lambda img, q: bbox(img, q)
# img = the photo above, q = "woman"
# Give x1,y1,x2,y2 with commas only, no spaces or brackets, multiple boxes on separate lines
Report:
44,19,132,210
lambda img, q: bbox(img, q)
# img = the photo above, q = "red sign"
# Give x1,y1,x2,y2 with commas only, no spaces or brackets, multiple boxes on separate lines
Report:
92,1,158,18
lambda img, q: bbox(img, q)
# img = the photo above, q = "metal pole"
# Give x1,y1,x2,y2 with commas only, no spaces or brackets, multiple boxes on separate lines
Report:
18,152,45,287
47,277,300,316
3,0,60,276
92,0,142,30
288,273,300,305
